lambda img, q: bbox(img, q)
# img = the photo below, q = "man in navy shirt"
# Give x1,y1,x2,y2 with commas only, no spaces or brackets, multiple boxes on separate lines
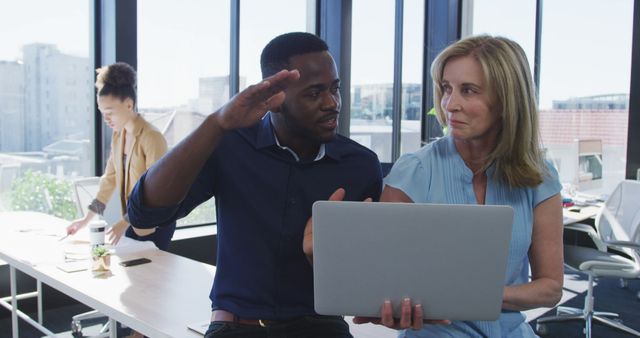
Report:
127,32,382,337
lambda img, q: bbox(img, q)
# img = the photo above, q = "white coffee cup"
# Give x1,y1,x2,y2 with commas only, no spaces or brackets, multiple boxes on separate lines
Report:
89,219,107,247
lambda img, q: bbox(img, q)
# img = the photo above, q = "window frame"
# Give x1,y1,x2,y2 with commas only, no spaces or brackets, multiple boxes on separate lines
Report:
94,0,640,228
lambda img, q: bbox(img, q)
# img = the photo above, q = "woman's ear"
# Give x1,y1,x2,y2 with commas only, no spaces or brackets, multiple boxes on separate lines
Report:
124,97,135,111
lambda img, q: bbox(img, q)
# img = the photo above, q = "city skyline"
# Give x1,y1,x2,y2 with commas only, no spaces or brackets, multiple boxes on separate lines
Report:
0,0,634,110
0,0,633,197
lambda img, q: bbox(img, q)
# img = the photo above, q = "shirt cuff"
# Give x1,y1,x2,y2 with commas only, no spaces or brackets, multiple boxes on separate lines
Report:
127,172,181,229
88,199,106,215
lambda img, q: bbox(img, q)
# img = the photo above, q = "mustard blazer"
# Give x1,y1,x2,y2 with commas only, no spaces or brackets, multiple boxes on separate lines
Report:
95,115,168,217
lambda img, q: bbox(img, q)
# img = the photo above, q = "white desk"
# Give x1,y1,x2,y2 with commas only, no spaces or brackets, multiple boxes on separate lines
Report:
563,205,601,225
0,211,215,338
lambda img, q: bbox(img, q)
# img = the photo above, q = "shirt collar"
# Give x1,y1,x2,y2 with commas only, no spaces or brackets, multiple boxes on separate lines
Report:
273,130,326,162
255,112,339,162
447,135,496,178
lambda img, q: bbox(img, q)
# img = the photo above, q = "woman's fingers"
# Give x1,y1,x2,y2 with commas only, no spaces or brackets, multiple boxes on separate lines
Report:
399,298,413,328
412,304,424,330
381,300,395,327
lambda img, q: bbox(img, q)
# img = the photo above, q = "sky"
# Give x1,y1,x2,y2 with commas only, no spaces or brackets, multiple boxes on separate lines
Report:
0,0,634,110
472,0,634,109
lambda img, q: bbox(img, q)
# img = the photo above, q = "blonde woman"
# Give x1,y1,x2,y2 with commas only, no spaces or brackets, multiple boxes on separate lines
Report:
356,36,564,337
67,62,175,251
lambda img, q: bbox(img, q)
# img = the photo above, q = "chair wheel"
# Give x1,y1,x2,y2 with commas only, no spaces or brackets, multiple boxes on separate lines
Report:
71,320,82,334
536,323,549,335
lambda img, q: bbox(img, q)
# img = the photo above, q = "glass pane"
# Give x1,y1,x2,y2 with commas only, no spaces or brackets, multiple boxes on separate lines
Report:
138,0,230,226
350,0,395,162
0,0,93,220
470,0,536,73
239,0,312,90
400,0,424,155
538,0,632,195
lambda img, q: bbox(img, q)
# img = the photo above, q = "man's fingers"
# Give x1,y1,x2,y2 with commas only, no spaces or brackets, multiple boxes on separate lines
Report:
364,197,372,202
328,188,346,201
265,92,286,110
249,69,300,103
263,69,300,85
264,69,300,96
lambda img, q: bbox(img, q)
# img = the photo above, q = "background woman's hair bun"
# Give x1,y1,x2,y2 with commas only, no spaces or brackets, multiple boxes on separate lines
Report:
95,62,136,90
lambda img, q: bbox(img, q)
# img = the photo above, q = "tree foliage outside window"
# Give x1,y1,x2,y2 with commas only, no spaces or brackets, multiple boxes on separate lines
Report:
177,198,216,227
10,169,78,220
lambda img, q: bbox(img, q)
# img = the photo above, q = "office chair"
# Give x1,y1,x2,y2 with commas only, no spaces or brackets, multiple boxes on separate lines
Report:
536,180,640,337
70,177,121,337
603,180,640,299
73,177,122,225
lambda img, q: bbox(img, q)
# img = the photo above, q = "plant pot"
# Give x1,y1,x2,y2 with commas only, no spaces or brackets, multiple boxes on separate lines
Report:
91,255,111,272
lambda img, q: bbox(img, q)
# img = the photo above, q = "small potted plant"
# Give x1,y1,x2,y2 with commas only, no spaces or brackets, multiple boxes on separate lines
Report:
91,245,111,272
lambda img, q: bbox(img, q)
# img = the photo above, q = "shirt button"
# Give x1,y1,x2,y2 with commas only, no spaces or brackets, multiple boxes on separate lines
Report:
289,198,296,205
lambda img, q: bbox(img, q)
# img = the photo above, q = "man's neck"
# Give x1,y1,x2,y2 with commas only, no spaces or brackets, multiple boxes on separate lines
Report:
272,126,320,162
277,132,320,161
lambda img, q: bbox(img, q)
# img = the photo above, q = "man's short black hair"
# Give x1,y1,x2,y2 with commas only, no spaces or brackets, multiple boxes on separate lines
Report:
260,32,329,79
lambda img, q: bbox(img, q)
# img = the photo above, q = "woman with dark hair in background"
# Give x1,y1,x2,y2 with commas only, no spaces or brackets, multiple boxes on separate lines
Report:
67,62,175,251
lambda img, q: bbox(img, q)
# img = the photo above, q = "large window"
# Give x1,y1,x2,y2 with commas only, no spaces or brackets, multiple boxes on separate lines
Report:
538,0,633,195
400,0,425,155
470,0,536,73
350,0,424,163
239,0,312,90
137,0,230,226
350,0,396,162
0,0,93,220
470,0,633,195
137,1,312,227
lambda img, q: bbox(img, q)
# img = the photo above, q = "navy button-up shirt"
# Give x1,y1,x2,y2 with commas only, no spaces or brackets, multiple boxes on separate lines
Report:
127,114,382,320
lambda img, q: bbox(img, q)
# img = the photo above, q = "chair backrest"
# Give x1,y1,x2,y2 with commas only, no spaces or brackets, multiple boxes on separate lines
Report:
596,180,640,244
73,177,121,225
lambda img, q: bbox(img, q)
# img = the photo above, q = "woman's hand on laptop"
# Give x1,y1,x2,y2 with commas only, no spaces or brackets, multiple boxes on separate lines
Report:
353,298,450,330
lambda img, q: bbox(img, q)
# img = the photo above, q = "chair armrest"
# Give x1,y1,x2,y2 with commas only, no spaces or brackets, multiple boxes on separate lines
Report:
565,222,608,251
605,240,640,251
565,222,597,234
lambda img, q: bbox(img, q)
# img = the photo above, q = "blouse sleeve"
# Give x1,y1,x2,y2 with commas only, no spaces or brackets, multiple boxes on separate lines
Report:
533,160,562,207
94,146,117,206
383,153,429,203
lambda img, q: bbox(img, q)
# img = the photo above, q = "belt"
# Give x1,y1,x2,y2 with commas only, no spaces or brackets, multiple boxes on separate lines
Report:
211,310,276,327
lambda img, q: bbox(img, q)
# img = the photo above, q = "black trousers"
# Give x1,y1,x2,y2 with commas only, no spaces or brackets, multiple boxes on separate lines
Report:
204,315,353,338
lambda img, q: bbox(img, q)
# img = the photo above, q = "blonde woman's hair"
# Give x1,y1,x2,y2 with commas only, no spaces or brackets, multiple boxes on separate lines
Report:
431,35,545,188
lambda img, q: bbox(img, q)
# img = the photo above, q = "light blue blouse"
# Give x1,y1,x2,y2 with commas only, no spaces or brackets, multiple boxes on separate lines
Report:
384,136,561,338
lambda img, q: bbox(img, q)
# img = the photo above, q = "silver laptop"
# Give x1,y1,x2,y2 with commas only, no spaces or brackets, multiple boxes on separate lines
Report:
312,201,514,321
